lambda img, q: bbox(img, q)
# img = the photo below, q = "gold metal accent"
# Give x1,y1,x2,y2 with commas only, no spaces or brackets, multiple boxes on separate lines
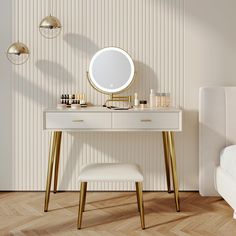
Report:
53,132,62,193
136,182,145,229
39,14,62,39
104,93,132,107
86,48,136,108
82,182,87,212
44,131,60,212
77,182,87,229
77,181,144,229
72,120,84,122
135,182,140,212
167,131,180,212
87,71,136,96
162,132,171,193
7,42,30,65
86,47,136,95
87,71,134,108
140,119,152,122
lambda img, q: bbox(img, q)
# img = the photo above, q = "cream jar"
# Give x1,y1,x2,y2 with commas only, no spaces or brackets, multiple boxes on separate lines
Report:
161,93,171,107
139,100,147,109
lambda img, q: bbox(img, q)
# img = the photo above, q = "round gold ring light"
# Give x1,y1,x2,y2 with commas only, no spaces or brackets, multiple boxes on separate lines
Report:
88,47,135,95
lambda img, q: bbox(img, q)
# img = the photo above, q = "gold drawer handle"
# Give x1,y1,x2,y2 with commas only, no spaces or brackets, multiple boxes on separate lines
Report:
72,119,84,122
140,119,152,122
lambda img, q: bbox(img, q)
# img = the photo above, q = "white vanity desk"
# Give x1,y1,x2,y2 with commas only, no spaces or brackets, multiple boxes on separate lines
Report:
43,106,182,212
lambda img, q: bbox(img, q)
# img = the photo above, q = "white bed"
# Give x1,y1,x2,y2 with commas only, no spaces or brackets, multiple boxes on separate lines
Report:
199,87,236,218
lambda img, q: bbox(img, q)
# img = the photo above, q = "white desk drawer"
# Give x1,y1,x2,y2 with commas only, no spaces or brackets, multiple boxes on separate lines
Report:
45,112,112,129
112,112,181,130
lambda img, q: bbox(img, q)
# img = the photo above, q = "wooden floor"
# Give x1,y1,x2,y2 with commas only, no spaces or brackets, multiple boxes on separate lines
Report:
0,191,235,236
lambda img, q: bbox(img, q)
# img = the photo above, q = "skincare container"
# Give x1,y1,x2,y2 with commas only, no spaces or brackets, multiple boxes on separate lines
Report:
161,93,171,107
149,89,156,108
57,103,67,109
80,93,86,105
156,93,161,107
134,92,139,108
71,103,80,109
140,100,147,109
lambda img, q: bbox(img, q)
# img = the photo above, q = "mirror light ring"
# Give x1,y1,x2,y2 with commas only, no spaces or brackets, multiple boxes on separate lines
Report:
88,47,135,94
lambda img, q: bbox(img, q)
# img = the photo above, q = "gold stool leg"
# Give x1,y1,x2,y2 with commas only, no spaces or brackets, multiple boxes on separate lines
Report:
136,182,145,230
135,182,140,212
78,182,87,229
53,132,62,194
167,131,180,212
44,132,58,212
162,132,171,193
82,182,87,212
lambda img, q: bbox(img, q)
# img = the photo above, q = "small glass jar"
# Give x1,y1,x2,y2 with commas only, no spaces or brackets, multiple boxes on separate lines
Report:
140,100,147,109
161,93,171,107
156,93,162,107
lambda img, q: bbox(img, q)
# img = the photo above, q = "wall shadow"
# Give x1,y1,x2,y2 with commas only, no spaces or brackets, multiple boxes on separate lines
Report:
14,73,57,107
120,60,158,100
35,60,74,83
63,33,99,57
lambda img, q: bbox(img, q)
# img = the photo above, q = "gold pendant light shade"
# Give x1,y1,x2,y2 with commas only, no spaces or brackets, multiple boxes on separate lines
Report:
39,15,62,39
7,42,30,65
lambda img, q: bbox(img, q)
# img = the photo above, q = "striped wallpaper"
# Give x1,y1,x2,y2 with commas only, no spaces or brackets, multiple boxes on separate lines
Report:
12,0,185,190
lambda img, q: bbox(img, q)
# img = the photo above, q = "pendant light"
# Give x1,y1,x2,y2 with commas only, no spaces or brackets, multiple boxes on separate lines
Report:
7,0,30,65
39,0,62,39
7,42,30,65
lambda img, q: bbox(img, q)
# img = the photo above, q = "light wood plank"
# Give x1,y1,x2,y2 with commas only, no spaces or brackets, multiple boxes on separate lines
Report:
0,192,235,235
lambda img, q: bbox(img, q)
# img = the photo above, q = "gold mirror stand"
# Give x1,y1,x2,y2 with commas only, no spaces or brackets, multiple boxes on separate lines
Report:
86,71,133,108
104,94,132,107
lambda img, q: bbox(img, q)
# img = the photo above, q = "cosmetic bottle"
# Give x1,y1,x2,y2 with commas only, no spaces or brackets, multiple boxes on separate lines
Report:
80,93,86,105
150,89,156,108
134,92,139,108
140,100,147,109
156,92,161,107
80,93,87,107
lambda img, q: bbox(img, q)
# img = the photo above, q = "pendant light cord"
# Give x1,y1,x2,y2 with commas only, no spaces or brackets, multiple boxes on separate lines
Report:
50,0,53,15
17,0,19,41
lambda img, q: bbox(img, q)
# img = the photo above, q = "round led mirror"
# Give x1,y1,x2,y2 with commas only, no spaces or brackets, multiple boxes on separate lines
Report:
88,47,135,94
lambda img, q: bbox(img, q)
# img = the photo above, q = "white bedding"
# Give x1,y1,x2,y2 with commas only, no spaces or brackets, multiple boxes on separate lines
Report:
220,145,236,182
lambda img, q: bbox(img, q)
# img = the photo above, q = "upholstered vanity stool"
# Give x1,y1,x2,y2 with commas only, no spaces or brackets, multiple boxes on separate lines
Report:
77,163,145,229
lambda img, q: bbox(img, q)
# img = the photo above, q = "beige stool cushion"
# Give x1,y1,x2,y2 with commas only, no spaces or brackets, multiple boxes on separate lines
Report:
79,163,143,182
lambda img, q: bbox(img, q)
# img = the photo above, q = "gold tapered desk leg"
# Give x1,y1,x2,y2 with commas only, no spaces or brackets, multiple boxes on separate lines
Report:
78,182,87,229
167,131,180,212
44,131,61,212
54,132,62,193
162,132,171,193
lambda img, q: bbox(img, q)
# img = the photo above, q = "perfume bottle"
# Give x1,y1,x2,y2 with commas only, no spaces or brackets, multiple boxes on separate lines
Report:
134,92,139,108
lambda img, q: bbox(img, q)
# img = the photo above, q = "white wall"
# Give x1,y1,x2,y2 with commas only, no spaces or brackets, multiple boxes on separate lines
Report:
1,0,236,191
0,0,12,189
184,0,236,190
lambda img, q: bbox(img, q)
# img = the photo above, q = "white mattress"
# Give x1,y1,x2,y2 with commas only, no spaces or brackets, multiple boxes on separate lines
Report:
220,145,236,182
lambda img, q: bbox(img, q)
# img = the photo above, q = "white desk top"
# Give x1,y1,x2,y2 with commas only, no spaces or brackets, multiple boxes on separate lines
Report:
44,106,182,113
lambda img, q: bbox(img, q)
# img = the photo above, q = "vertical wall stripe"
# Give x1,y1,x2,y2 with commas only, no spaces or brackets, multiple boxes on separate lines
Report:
12,0,185,191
